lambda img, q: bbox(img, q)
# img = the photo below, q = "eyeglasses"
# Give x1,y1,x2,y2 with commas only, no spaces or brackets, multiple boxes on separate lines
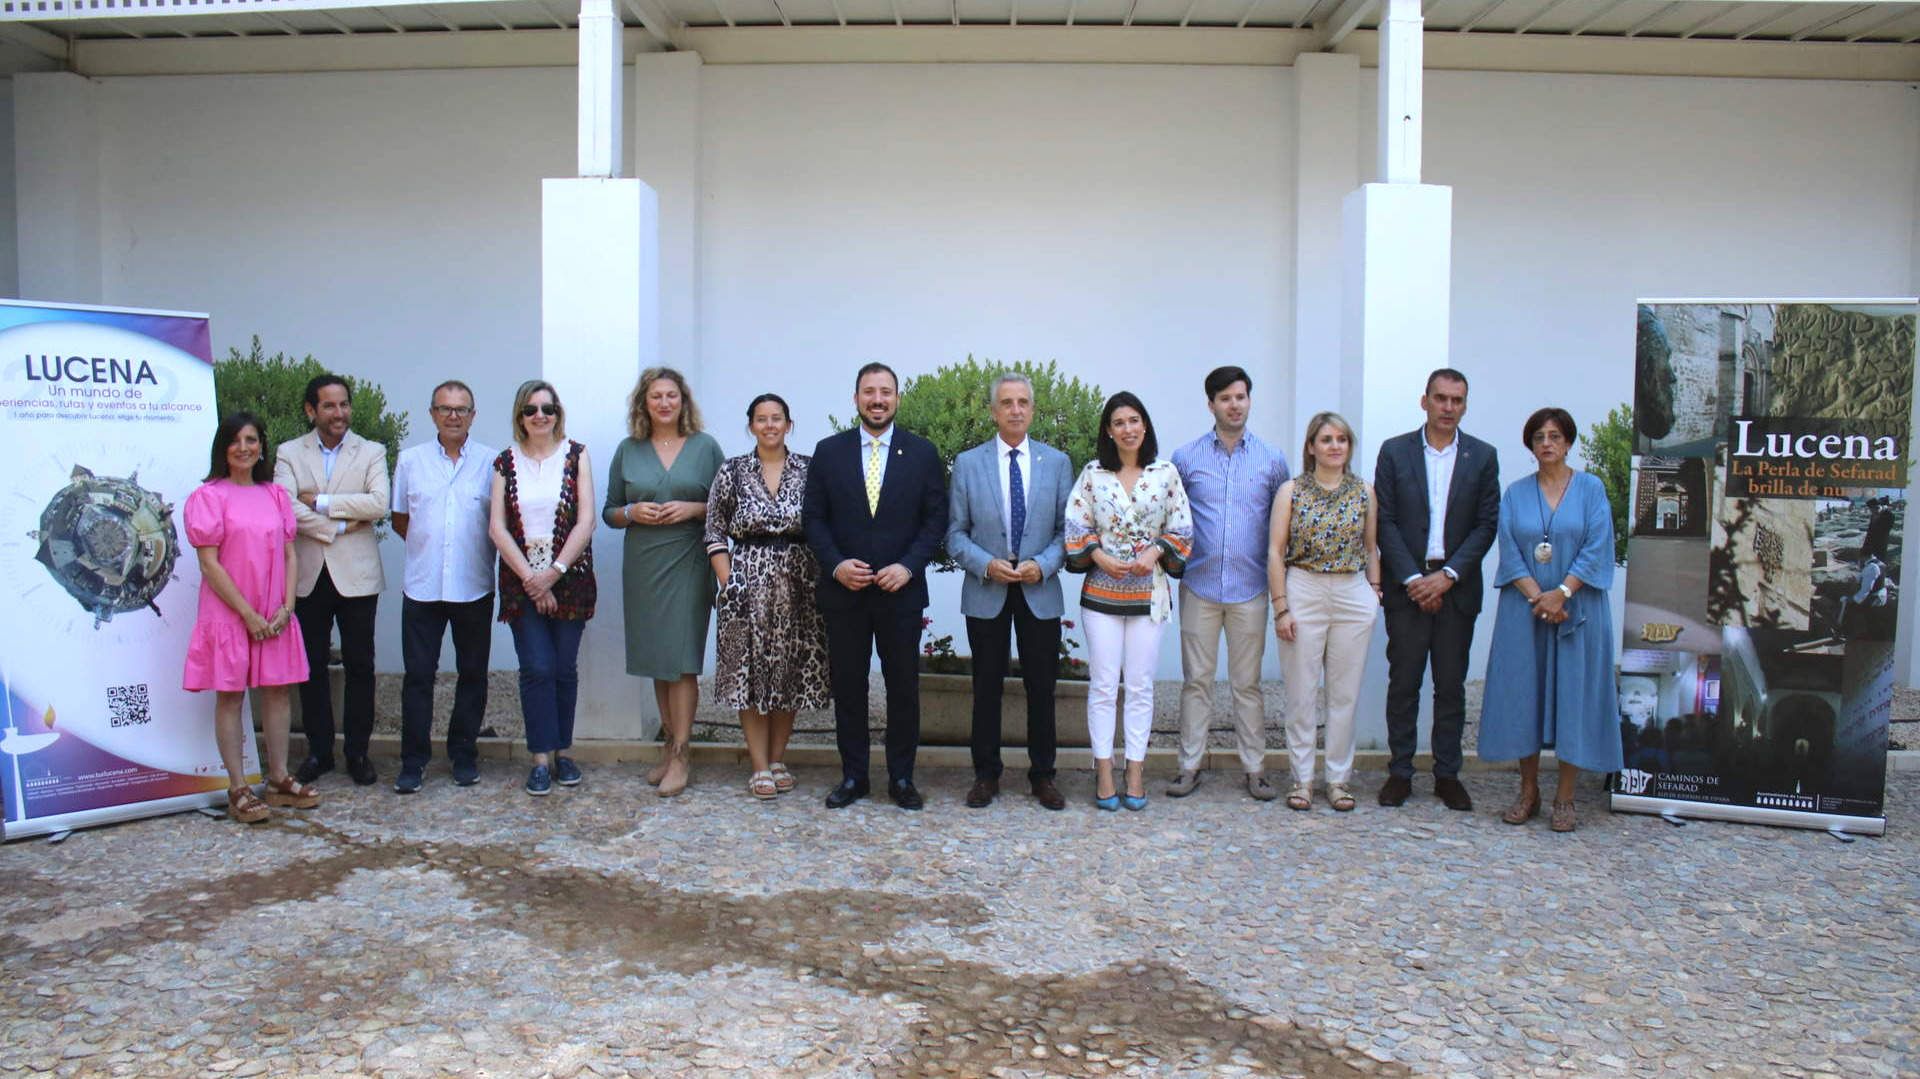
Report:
520,404,559,418
432,406,473,417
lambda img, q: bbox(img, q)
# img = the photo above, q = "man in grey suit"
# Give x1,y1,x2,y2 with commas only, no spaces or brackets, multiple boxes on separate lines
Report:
1374,368,1501,812
946,371,1075,810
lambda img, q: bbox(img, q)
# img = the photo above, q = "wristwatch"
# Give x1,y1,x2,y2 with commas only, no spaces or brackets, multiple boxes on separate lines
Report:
553,559,570,575
1557,583,1573,599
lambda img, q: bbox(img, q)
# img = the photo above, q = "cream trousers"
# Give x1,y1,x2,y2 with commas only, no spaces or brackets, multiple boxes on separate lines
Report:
1278,567,1376,786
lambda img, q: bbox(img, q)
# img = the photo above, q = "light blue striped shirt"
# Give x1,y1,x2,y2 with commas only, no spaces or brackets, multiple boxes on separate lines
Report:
1171,429,1290,605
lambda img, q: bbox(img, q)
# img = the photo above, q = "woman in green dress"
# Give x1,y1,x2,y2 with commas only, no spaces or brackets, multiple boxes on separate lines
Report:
603,367,725,797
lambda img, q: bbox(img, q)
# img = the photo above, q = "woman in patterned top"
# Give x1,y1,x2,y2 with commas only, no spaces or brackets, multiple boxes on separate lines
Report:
1268,411,1380,813
703,393,831,800
490,380,598,797
1066,392,1193,811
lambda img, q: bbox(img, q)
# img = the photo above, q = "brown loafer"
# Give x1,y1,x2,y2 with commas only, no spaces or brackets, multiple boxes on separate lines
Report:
1434,776,1474,812
1031,777,1065,811
1377,775,1413,807
965,777,998,808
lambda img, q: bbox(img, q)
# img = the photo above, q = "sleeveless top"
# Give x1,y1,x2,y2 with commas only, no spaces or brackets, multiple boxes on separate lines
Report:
1285,472,1369,574
495,440,597,623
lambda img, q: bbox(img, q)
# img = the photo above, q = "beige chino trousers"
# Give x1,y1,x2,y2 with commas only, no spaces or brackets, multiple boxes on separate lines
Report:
1278,566,1376,786
1176,585,1269,774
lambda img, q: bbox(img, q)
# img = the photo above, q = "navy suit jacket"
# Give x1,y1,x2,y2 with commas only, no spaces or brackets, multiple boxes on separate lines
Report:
1374,428,1501,616
802,426,949,612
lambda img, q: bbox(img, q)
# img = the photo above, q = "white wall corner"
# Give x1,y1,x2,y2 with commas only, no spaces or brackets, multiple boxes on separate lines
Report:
541,176,660,739
632,51,703,381
14,72,103,305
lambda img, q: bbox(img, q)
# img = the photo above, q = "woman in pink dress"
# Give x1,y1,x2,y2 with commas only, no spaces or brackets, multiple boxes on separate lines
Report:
183,412,318,823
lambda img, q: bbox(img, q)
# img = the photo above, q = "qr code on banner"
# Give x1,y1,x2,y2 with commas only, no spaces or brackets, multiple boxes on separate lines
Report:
107,683,151,728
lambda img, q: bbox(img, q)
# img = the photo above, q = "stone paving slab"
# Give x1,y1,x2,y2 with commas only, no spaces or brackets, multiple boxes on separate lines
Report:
3,764,1915,1078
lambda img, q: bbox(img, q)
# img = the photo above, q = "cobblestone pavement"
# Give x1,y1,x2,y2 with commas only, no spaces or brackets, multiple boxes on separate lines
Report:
3,764,1915,1078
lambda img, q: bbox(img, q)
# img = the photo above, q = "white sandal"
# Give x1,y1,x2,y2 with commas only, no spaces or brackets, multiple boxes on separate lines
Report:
748,770,778,801
769,762,796,794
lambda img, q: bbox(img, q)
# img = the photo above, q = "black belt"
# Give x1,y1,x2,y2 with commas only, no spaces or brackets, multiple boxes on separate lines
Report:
1424,559,1447,572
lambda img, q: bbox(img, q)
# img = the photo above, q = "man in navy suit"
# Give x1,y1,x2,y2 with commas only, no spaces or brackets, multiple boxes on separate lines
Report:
946,372,1075,811
803,362,950,810
1374,368,1501,812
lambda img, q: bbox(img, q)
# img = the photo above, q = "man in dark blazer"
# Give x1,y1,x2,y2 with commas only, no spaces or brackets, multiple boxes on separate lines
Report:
1374,368,1500,812
803,362,949,810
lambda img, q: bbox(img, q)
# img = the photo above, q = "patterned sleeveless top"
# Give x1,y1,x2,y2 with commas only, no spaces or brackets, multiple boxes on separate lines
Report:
1285,472,1369,573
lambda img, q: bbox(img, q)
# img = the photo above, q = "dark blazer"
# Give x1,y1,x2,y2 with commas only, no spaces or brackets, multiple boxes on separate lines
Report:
1374,428,1501,615
802,425,949,612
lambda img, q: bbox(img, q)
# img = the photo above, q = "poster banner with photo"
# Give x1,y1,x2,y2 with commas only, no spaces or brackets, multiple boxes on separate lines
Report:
1617,299,1918,835
0,299,255,841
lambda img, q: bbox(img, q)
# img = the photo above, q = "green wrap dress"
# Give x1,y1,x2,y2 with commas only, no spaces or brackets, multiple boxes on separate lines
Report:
603,432,725,679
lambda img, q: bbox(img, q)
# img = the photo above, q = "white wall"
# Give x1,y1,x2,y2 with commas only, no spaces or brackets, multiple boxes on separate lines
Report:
0,77,15,298
12,62,1918,707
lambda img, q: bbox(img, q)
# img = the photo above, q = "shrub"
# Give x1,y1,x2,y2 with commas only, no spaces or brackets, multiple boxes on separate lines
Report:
213,336,410,476
835,356,1105,572
1581,402,1633,564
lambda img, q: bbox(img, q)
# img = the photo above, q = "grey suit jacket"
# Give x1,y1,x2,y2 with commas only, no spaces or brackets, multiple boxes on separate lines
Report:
946,437,1073,620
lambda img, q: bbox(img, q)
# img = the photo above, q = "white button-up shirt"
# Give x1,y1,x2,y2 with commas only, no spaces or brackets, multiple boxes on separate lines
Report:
392,437,498,603
996,434,1033,545
1423,433,1459,563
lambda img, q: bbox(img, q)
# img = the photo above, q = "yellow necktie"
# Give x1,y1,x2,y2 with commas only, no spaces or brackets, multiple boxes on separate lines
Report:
865,439,884,514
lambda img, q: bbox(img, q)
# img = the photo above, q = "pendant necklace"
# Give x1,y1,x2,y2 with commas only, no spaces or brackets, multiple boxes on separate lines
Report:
1534,472,1568,564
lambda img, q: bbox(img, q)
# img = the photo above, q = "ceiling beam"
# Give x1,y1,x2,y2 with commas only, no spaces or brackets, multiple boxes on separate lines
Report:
620,0,682,45
1313,0,1373,47
0,20,67,61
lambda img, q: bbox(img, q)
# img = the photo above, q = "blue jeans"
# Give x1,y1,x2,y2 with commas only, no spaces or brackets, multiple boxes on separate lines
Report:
510,611,585,755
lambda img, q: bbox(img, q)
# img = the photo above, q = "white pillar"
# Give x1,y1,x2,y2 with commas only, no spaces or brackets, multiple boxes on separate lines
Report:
14,72,102,304
1377,0,1424,185
632,52,703,376
1290,52,1361,450
1339,0,1455,752
543,178,660,739
577,0,624,178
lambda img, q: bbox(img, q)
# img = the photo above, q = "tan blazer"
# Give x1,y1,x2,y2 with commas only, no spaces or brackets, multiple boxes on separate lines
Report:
274,429,390,598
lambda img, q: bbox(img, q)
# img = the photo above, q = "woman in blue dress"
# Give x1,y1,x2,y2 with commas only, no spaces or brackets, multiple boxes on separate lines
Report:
1480,407,1623,833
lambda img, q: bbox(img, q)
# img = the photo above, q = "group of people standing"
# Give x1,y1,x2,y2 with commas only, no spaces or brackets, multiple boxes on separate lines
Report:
183,361,1624,832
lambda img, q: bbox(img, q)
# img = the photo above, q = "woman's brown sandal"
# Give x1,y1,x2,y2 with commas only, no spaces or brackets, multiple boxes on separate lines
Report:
1550,799,1578,833
1502,790,1541,825
1327,784,1357,812
228,786,271,824
769,762,796,794
262,774,320,809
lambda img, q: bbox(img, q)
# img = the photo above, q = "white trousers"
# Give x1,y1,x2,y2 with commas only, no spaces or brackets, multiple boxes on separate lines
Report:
1082,607,1166,763
1277,567,1376,786
1177,587,1270,773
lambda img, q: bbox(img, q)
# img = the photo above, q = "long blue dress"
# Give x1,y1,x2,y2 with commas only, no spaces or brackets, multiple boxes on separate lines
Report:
1479,470,1624,773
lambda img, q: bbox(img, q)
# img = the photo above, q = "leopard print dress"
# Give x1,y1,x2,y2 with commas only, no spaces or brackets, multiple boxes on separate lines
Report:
702,451,831,713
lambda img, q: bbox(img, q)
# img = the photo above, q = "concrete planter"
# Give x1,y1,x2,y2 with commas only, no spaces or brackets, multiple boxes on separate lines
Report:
918,671,1111,748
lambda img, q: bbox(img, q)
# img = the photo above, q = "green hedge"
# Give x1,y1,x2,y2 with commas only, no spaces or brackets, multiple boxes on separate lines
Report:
212,336,409,475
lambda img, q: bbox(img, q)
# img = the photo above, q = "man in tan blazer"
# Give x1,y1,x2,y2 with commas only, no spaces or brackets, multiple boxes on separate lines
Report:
276,374,390,787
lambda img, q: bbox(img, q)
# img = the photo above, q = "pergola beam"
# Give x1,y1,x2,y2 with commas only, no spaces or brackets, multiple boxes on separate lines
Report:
1314,0,1373,48
0,20,67,59
619,0,680,46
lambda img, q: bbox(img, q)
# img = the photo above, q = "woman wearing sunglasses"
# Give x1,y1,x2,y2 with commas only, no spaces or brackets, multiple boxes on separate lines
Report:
490,380,598,796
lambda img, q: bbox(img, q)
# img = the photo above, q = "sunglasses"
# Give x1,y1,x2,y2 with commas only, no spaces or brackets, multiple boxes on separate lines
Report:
520,404,559,418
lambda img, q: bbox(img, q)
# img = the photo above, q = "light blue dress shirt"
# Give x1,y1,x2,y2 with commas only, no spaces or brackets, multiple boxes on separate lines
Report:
1170,429,1291,605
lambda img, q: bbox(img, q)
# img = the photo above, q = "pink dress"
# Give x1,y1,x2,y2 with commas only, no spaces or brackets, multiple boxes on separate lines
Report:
182,479,310,692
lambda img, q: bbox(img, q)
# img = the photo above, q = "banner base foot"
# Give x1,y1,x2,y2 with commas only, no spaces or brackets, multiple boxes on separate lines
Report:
1826,826,1858,844
44,829,71,844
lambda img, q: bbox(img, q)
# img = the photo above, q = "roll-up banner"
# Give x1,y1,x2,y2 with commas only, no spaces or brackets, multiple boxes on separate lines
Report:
1618,299,1919,836
0,299,255,841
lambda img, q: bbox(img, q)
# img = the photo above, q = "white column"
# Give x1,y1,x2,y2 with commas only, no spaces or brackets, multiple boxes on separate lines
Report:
543,178,660,739
1341,0,1455,754
577,0,624,178
1377,0,1424,185
13,72,102,304
632,52,703,376
1290,52,1361,450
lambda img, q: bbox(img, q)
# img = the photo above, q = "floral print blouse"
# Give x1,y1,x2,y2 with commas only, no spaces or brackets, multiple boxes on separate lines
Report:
1064,459,1194,623
1284,471,1369,574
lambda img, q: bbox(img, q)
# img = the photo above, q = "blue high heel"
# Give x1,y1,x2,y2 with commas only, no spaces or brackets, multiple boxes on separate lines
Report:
1121,793,1148,812
1094,793,1121,811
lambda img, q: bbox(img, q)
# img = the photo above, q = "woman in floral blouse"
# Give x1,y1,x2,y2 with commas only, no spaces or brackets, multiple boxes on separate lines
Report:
1066,391,1192,812
1267,411,1380,813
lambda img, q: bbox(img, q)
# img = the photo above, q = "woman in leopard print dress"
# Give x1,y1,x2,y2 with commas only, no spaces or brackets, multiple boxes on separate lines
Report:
704,393,831,799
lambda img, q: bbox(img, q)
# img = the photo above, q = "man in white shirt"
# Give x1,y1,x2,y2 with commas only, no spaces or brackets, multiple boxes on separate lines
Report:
390,381,497,793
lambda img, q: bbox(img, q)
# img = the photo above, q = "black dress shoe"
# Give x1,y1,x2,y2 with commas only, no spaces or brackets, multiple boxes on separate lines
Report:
1377,775,1413,807
889,780,925,811
1434,775,1474,812
347,757,378,787
824,778,870,809
1031,777,1066,812
965,777,998,808
294,756,334,785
